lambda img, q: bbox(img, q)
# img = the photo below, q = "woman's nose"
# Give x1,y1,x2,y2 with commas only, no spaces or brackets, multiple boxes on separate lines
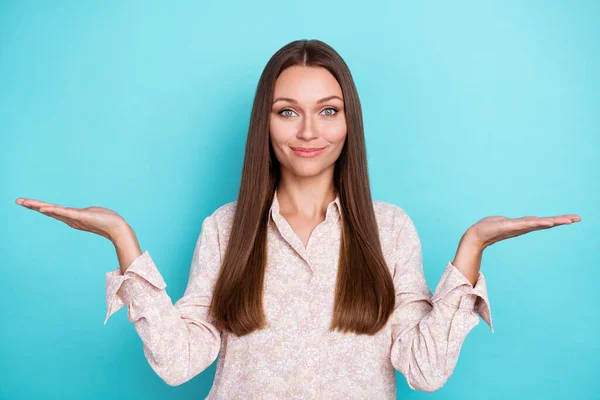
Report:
296,116,317,140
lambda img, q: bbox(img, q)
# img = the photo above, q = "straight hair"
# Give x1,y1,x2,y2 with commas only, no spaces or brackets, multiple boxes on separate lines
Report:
209,39,395,336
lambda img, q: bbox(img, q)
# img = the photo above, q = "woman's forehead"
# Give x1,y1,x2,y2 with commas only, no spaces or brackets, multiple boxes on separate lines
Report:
273,66,343,101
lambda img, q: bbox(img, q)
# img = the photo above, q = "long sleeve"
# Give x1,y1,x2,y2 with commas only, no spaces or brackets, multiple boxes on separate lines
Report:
389,210,494,393
104,214,223,386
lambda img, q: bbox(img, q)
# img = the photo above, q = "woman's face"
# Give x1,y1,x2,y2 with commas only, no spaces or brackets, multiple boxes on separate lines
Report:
269,66,347,179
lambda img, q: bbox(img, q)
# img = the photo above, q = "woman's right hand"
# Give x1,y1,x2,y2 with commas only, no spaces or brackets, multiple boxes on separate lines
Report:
15,197,130,242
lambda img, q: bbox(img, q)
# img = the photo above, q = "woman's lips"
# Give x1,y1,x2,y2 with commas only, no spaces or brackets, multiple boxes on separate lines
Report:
290,146,327,158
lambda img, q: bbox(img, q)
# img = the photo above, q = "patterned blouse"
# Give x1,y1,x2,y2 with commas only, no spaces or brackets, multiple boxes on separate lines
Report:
104,189,493,399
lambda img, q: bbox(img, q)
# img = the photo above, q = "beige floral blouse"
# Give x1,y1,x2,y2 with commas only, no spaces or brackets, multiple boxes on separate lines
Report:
104,189,493,398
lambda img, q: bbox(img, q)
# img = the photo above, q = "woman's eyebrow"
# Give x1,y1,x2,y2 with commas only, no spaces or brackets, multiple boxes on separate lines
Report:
272,95,343,105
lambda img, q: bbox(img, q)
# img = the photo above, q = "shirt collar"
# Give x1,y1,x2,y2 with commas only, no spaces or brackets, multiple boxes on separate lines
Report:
270,188,342,223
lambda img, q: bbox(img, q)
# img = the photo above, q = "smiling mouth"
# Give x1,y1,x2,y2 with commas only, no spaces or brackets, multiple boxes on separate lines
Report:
290,146,327,158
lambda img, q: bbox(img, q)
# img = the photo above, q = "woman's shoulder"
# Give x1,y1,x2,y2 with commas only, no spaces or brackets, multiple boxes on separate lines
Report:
208,200,237,228
372,199,409,221
372,199,414,239
199,201,237,249
211,200,237,218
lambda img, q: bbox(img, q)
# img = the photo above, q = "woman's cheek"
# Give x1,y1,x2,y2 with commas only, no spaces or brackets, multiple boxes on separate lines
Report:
270,120,297,141
327,120,347,143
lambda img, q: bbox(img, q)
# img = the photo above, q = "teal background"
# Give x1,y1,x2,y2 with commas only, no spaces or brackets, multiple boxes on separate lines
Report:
1,1,597,399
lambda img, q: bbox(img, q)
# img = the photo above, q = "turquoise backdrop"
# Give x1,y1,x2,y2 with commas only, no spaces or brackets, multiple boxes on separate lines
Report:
1,1,597,399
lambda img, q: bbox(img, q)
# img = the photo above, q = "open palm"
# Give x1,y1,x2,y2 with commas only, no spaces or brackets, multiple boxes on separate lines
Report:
469,214,582,250
15,197,128,241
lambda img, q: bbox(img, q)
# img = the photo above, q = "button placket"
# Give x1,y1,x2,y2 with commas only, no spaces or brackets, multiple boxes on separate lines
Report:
269,189,342,275
271,212,313,272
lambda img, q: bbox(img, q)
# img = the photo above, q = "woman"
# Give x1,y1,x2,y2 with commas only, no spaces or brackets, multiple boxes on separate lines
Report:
15,39,580,398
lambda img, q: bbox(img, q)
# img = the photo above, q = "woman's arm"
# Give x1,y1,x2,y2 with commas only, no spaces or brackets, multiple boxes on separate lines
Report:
389,206,579,392
389,210,493,393
111,224,143,274
15,197,224,386
105,214,223,387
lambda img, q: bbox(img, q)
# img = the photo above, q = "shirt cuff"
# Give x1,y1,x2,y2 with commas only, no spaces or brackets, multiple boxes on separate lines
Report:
104,251,167,325
431,261,494,333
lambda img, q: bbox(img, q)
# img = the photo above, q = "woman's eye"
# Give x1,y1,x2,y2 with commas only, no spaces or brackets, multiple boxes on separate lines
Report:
279,109,297,118
321,107,338,117
278,107,338,119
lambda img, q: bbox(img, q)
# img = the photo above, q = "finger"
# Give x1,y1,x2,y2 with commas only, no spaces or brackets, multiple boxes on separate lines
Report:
514,218,554,228
19,199,58,207
504,223,556,240
39,208,88,229
538,214,581,223
20,199,66,211
549,216,573,224
560,214,581,222
41,209,101,235
521,217,576,231
39,206,83,221
521,216,575,226
503,216,576,241
516,215,579,224
512,216,544,225
41,211,77,227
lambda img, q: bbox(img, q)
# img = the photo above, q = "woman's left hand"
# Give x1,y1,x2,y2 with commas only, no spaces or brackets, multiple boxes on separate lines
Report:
467,213,582,251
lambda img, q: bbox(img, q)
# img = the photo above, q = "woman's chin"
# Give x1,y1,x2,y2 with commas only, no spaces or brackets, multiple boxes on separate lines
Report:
288,164,332,178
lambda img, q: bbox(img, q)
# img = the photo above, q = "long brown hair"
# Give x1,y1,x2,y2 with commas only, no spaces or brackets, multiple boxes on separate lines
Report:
209,39,395,336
